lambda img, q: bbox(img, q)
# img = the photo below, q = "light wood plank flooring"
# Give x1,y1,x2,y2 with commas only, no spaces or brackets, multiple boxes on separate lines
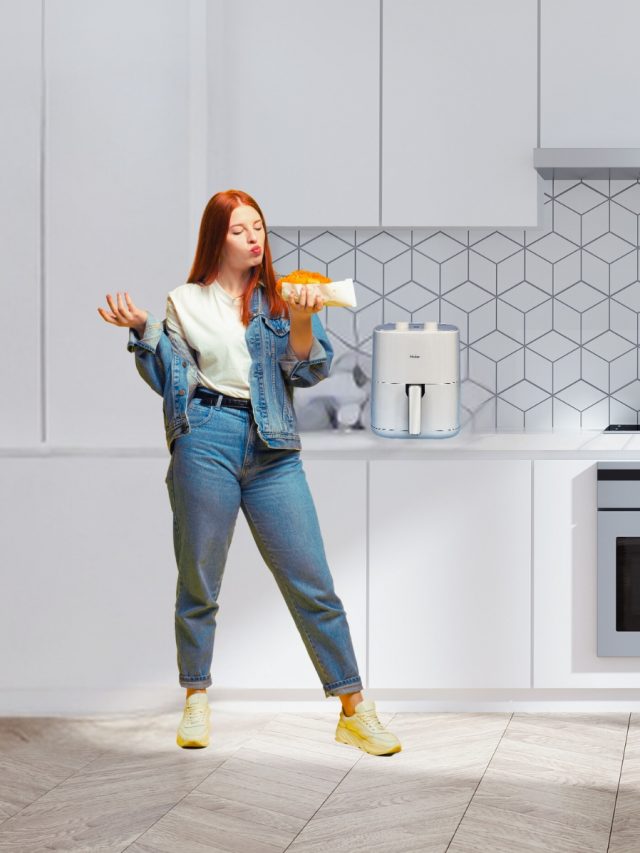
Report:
0,708,638,852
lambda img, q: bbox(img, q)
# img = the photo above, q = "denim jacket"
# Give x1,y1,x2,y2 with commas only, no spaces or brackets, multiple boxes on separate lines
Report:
126,280,333,453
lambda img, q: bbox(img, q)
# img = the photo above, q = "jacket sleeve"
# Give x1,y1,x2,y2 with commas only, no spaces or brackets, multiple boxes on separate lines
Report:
278,312,334,388
126,310,171,397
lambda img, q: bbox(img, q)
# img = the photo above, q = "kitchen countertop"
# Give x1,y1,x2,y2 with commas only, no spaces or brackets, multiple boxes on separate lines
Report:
4,427,640,459
298,426,640,459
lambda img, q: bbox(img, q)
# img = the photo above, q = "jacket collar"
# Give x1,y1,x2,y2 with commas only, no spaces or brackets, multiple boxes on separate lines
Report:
252,279,263,317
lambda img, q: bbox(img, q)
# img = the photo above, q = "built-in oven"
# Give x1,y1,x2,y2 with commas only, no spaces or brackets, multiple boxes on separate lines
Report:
597,462,640,655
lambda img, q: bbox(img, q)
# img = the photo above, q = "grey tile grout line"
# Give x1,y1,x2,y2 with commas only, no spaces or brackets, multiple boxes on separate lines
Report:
444,712,515,852
606,713,632,853
282,749,368,853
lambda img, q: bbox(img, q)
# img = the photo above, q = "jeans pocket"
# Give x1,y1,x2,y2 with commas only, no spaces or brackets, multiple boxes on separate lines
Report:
186,398,216,430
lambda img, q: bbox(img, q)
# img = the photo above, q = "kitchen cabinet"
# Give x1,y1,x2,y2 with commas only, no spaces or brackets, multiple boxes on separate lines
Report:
0,456,365,698
211,460,368,692
382,0,539,227
47,1,192,450
208,0,538,228
369,459,532,688
10,441,640,709
534,460,640,687
207,0,380,227
0,0,41,447
541,0,640,147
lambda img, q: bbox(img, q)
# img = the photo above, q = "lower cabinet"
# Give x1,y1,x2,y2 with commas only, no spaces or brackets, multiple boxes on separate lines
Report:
369,459,532,688
188,456,640,693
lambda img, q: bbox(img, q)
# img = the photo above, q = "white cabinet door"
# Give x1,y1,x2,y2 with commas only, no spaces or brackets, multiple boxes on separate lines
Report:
211,460,368,694
369,460,531,688
0,0,40,448
541,0,640,147
0,457,178,695
382,0,539,227
534,460,640,687
208,0,380,227
48,1,192,449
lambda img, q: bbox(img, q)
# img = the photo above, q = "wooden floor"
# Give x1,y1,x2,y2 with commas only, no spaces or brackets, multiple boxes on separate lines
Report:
0,708,638,852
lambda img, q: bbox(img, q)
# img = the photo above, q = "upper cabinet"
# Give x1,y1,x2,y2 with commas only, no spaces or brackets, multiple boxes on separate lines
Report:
382,0,539,228
208,0,539,228
541,0,640,147
207,0,380,227
0,0,41,448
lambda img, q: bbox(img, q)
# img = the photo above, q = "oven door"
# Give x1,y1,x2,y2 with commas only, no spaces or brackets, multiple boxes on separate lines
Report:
597,510,640,655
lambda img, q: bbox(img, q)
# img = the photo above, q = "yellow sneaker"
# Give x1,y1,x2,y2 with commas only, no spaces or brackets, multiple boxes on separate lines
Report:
335,698,402,756
176,692,210,748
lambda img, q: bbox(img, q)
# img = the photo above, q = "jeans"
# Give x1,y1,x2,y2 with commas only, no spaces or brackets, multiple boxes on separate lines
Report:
164,389,364,698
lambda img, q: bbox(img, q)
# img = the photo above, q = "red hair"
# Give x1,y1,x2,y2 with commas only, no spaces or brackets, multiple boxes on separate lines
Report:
186,189,289,326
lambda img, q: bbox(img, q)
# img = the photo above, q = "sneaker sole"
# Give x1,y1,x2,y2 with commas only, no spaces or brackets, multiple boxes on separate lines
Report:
176,732,209,748
335,728,402,756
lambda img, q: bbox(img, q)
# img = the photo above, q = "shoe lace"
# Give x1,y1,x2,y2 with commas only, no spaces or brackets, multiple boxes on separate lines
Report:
356,709,386,732
184,702,207,726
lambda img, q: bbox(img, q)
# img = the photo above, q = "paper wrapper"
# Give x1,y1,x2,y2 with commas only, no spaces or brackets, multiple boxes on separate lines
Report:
279,278,357,308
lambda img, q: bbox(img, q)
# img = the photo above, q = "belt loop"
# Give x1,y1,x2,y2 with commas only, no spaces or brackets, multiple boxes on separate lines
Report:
215,394,223,409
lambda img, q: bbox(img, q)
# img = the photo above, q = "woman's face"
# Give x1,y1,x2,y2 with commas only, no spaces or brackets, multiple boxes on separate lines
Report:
223,205,265,270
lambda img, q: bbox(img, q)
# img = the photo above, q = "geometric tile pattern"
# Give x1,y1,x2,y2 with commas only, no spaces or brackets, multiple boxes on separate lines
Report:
269,178,640,431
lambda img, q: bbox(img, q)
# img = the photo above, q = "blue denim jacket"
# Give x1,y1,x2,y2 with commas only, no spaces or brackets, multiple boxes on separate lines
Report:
126,281,333,453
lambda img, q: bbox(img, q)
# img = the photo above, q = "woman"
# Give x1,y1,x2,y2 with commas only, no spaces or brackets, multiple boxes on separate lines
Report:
97,189,401,756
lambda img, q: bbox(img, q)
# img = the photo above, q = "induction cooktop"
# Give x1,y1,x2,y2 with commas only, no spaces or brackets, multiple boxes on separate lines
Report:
603,424,640,432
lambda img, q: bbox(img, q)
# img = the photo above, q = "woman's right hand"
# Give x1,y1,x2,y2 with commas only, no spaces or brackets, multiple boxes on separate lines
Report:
97,292,148,336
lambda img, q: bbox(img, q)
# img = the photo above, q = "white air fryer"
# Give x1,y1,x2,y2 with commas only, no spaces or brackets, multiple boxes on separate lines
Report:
370,320,461,439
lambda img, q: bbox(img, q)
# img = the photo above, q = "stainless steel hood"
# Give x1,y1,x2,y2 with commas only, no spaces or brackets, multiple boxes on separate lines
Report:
533,148,640,179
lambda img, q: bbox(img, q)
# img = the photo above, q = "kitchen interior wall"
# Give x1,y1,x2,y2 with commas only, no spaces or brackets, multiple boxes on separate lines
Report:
271,177,640,432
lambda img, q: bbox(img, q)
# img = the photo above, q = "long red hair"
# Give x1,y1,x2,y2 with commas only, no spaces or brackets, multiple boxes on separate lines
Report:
186,189,289,326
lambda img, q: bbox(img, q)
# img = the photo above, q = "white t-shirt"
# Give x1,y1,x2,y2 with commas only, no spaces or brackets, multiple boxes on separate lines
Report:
165,281,252,399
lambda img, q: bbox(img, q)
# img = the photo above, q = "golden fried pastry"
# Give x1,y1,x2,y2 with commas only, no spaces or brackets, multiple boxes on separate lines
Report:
276,269,356,308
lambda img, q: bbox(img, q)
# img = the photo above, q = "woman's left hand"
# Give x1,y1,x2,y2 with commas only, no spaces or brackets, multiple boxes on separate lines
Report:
286,284,325,318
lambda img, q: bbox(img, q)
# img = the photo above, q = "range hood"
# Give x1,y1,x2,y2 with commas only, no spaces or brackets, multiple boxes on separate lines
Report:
533,148,640,179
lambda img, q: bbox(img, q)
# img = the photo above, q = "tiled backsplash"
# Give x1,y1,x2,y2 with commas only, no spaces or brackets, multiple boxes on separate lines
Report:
268,178,640,432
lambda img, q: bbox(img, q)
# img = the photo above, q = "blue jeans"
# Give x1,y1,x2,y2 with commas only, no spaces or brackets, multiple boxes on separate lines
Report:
164,389,364,698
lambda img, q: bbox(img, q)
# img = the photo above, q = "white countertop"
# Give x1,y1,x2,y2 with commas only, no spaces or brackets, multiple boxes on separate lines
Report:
5,426,640,459
298,425,640,459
